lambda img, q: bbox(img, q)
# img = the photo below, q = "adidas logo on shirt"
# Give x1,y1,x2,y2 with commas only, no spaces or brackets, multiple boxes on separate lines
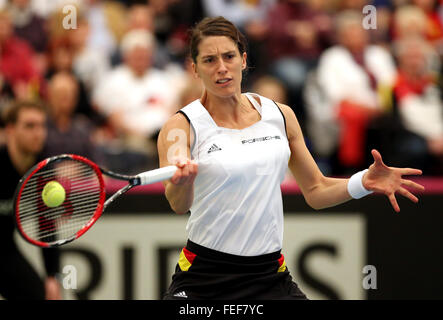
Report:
173,291,188,298
207,144,222,154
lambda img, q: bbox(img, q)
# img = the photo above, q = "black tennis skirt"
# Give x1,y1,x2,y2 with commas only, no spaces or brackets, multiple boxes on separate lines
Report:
163,239,308,300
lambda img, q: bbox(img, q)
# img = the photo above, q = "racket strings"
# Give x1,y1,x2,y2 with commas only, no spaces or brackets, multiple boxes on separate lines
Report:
16,159,103,244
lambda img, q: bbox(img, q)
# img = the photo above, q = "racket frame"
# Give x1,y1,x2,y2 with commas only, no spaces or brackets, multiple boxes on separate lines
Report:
15,154,105,247
14,154,176,248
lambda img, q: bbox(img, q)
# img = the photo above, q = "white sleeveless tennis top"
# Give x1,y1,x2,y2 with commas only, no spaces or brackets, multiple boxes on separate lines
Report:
179,93,291,256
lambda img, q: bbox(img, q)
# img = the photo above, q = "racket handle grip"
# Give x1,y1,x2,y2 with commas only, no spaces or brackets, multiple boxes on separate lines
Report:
136,166,177,185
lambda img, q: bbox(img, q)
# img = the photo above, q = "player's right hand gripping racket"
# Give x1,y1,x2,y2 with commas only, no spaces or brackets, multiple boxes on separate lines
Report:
13,154,177,248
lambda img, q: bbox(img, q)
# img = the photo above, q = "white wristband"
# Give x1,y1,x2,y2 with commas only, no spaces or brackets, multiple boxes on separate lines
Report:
347,169,373,199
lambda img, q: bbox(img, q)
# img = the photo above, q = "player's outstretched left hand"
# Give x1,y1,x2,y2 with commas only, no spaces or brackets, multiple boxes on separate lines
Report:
362,149,425,212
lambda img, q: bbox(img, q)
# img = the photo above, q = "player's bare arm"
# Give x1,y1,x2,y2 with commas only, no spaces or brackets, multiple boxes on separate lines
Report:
277,102,351,210
277,103,425,212
157,112,198,214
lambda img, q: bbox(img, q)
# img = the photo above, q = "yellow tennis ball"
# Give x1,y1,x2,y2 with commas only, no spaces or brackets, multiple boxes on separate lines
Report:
42,181,66,208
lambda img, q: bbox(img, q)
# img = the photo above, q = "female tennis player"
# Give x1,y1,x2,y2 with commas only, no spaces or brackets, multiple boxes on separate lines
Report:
157,16,425,300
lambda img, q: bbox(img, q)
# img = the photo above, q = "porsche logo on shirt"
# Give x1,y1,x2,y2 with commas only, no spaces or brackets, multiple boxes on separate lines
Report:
241,135,281,144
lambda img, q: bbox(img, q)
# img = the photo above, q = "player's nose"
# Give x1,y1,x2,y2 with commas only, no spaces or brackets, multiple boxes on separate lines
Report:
216,58,228,73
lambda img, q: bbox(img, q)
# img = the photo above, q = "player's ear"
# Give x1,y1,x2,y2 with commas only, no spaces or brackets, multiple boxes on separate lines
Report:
241,52,247,70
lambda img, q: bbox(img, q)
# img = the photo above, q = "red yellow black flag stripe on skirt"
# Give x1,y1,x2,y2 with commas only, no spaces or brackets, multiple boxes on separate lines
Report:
178,247,197,271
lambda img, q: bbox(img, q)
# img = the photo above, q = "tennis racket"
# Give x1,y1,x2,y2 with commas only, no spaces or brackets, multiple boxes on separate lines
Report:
13,154,177,248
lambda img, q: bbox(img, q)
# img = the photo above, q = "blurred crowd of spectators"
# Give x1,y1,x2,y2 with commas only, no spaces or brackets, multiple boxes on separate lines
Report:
0,0,442,176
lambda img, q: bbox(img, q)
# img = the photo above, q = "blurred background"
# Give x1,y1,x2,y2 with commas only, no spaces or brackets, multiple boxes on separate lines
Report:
1,0,443,300
1,0,443,177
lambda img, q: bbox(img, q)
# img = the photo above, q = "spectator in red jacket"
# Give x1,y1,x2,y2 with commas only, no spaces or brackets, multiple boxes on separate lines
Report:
0,10,42,100
393,36,443,174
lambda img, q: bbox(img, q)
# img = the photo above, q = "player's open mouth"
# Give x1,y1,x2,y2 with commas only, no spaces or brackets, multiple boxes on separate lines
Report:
216,78,232,85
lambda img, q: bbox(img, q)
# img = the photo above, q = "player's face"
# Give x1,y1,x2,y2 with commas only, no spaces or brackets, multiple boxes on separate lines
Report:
12,108,47,155
193,36,246,98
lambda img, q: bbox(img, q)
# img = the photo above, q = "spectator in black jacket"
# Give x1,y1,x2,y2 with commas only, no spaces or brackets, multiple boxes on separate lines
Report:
0,100,61,300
